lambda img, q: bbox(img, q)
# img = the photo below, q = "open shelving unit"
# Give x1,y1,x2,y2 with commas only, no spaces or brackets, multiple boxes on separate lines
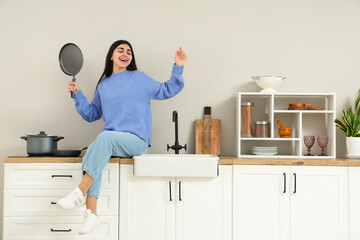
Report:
236,92,336,158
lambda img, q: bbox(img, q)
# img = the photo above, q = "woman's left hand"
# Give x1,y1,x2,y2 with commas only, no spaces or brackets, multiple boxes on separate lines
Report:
174,46,187,67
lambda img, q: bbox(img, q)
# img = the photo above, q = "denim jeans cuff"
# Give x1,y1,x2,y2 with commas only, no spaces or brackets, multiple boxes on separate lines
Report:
82,167,96,181
87,194,99,199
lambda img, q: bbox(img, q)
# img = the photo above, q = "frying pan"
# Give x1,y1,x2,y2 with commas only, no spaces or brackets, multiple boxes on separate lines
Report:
53,147,88,157
58,43,83,98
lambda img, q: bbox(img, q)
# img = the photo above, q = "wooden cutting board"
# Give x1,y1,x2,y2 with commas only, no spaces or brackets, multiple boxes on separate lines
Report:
195,108,221,155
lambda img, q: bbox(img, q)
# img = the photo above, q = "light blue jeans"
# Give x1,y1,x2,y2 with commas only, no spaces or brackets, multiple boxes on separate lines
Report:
82,131,148,198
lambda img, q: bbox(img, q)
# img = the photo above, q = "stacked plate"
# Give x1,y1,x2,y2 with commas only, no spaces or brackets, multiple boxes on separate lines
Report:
251,146,278,155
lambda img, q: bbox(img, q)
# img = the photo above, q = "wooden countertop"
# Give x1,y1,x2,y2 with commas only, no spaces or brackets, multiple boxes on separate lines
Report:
219,156,360,166
5,156,360,166
5,156,129,164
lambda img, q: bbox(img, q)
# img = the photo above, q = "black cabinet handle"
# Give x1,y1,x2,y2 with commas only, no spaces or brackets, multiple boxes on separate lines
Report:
169,181,172,201
293,173,297,194
51,175,72,178
50,228,71,232
283,173,286,193
51,201,57,204
179,181,182,201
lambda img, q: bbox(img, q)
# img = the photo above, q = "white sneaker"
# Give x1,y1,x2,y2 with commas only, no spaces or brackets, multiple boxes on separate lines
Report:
57,187,86,210
79,209,100,235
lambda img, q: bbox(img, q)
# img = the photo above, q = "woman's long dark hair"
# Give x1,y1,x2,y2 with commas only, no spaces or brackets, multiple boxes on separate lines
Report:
96,40,137,91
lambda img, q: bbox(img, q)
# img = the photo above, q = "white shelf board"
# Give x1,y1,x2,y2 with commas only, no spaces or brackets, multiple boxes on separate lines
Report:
274,110,335,114
240,137,300,141
237,92,335,96
273,92,335,96
299,155,336,159
237,92,273,96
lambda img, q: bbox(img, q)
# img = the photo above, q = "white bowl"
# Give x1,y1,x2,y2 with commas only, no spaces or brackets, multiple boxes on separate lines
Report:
252,76,285,92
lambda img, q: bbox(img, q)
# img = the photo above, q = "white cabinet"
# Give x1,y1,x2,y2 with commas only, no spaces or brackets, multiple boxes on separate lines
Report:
3,163,119,240
4,163,117,189
233,165,348,240
119,165,175,240
175,173,232,240
3,216,118,240
233,165,289,240
119,164,232,240
348,167,360,240
236,92,336,158
4,161,353,240
289,166,348,240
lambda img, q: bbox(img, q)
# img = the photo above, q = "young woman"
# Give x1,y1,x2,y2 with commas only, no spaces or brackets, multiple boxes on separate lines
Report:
56,40,187,235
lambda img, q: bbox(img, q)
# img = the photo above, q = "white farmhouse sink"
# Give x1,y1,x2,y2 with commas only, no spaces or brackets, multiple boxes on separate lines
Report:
133,154,219,177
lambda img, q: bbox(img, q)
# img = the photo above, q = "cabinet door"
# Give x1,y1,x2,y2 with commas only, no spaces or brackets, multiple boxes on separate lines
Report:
233,165,290,240
119,164,175,240
4,189,118,217
349,167,360,240
290,166,348,240
4,163,118,189
3,216,118,240
175,166,232,240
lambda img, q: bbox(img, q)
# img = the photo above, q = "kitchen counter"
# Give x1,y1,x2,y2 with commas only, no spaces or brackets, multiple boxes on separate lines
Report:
5,156,360,166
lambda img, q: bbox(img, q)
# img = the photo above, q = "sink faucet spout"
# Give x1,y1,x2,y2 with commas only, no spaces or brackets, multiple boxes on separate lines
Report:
173,111,179,145
167,110,187,154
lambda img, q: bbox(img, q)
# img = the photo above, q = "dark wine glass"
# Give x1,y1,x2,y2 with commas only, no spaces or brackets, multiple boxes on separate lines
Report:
317,136,328,156
304,136,315,156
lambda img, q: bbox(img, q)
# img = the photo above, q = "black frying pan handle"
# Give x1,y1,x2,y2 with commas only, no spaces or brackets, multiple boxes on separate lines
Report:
71,76,76,99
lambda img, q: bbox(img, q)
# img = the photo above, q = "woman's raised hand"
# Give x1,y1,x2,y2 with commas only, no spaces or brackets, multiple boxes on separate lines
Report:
68,82,80,94
174,46,187,67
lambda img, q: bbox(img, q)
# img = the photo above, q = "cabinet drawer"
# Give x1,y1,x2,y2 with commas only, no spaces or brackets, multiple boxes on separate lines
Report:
3,216,118,240
4,163,119,189
4,189,118,217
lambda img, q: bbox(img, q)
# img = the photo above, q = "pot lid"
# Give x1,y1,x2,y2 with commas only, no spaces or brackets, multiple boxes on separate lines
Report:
26,131,58,138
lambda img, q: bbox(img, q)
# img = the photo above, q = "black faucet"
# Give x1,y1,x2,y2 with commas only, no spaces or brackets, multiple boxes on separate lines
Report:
167,110,187,154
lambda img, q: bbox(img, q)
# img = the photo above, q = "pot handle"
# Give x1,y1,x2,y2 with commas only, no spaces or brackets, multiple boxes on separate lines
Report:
54,136,64,142
20,136,27,141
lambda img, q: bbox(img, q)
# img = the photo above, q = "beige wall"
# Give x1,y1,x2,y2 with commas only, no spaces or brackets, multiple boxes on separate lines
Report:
1,0,360,234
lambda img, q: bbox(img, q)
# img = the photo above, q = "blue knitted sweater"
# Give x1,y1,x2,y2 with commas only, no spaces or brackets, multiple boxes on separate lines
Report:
73,64,184,146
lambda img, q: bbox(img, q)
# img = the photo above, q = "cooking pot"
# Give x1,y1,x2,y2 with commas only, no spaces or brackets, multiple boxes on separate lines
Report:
21,131,64,156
